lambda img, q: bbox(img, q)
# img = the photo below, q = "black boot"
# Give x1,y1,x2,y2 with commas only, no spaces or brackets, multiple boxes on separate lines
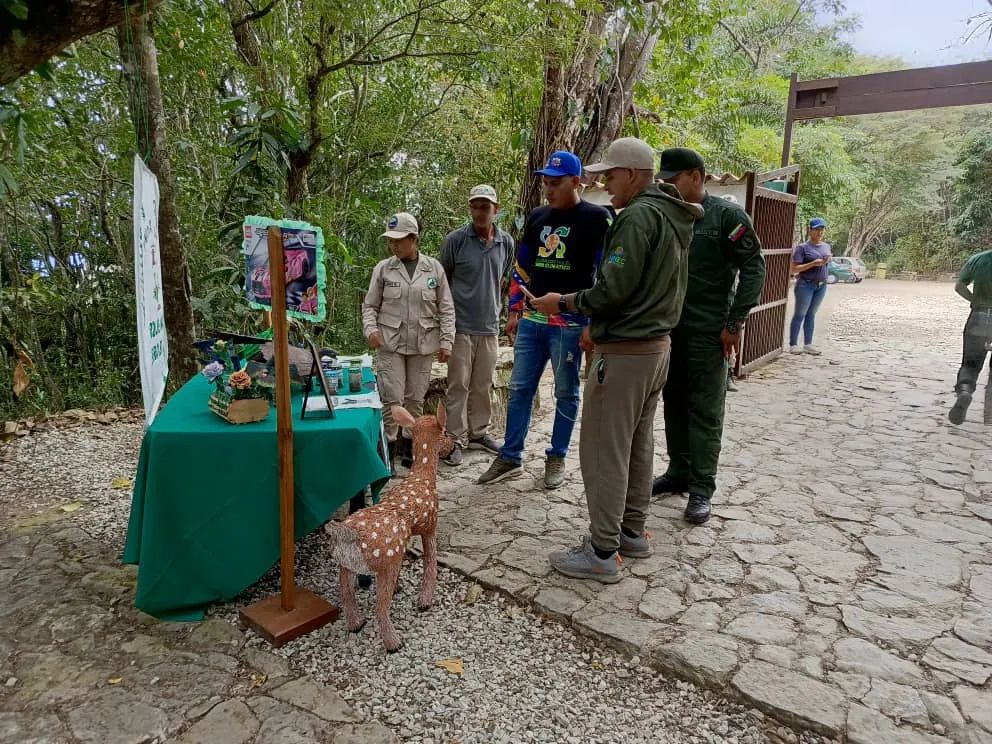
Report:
400,436,414,468
684,493,711,524
949,390,972,425
652,474,688,496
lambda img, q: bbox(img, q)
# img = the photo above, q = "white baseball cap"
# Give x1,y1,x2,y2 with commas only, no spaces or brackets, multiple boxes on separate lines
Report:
584,137,656,173
468,184,499,204
381,212,419,239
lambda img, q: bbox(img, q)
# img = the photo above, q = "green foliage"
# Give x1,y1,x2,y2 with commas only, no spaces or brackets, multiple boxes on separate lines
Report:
0,0,28,21
952,123,992,247
1,0,991,419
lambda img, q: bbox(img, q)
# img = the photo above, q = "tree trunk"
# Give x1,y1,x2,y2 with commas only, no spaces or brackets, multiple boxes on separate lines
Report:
572,9,661,164
515,2,659,226
117,12,198,383
518,49,567,223
224,0,267,80
0,0,159,86
287,150,312,215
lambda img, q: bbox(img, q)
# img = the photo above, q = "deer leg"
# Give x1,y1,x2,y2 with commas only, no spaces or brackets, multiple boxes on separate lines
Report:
418,531,437,611
339,567,365,633
375,561,403,653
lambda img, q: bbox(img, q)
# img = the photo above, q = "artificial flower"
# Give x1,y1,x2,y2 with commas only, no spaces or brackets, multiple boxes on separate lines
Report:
201,361,225,382
228,369,252,390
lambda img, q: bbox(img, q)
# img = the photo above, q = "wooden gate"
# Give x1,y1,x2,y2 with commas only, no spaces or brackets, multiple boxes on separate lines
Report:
735,165,800,376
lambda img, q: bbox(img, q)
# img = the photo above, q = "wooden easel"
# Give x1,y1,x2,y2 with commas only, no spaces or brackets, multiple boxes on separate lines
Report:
239,225,338,646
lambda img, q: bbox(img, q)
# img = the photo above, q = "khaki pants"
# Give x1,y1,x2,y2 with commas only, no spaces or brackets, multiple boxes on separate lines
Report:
446,333,498,445
377,351,434,441
580,340,671,553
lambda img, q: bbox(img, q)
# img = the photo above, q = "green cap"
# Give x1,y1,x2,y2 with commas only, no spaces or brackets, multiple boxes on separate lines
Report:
657,148,705,179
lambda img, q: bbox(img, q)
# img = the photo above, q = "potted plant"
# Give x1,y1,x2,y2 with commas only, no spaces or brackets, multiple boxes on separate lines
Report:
201,341,272,424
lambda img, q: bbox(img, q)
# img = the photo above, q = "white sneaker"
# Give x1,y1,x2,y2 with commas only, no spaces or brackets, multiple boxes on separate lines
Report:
789,345,803,354
804,345,822,356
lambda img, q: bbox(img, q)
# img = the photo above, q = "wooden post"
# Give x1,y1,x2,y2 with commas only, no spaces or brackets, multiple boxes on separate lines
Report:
781,72,797,167
239,225,338,645
267,226,296,611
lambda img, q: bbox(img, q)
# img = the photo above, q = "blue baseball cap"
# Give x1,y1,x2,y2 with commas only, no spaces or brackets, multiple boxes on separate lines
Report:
809,217,827,229
535,150,582,178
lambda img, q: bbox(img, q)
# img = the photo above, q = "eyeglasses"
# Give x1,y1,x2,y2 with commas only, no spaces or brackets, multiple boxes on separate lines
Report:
603,169,631,183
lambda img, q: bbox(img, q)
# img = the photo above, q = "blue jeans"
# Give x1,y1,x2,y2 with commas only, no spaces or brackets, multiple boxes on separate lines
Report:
789,279,827,346
500,319,582,465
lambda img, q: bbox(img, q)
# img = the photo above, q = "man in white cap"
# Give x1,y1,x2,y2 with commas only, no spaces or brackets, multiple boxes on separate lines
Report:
530,137,703,582
439,185,515,465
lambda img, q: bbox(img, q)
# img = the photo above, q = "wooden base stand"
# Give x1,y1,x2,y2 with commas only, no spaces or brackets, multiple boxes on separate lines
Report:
239,588,339,647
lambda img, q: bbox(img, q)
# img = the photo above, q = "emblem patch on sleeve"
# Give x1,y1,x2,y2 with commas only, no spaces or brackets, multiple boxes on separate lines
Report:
607,246,625,266
728,223,747,242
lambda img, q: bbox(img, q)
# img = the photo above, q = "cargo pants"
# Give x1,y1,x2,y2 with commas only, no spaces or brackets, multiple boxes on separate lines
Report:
661,328,727,499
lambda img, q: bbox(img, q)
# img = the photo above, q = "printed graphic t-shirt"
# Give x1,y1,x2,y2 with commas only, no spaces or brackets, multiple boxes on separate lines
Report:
509,200,612,327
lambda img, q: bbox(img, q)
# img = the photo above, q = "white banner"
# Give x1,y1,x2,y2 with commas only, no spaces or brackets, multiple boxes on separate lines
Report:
133,156,169,427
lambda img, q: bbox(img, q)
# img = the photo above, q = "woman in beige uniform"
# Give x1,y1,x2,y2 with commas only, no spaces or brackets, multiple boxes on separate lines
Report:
362,212,455,471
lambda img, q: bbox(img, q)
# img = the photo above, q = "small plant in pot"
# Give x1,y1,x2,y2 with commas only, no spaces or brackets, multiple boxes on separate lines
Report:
202,343,272,424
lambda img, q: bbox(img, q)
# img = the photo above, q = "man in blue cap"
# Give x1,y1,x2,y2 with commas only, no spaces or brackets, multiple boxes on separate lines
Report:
478,150,612,489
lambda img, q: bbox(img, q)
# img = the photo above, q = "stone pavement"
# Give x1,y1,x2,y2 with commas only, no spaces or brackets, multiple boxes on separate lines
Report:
432,281,992,744
0,515,399,743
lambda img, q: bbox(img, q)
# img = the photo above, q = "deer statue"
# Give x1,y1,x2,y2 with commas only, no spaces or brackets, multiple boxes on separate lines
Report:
325,404,454,652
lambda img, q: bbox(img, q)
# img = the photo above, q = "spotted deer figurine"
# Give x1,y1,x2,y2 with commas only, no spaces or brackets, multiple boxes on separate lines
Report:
324,404,454,652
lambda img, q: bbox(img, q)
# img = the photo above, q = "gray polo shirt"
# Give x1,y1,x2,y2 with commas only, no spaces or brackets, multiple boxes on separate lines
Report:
439,223,515,335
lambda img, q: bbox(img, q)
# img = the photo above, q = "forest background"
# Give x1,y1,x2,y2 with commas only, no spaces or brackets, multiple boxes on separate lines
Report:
1,0,991,418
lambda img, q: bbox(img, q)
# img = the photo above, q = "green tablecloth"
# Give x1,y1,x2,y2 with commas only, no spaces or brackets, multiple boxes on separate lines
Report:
123,372,390,620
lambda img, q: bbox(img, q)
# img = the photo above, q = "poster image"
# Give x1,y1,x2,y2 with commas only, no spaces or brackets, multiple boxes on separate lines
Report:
243,216,326,322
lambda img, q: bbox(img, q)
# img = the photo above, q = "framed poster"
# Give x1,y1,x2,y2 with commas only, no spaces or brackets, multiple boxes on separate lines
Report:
243,216,327,322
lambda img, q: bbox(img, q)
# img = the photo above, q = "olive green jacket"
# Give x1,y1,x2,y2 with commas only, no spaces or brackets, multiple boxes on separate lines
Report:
677,193,766,334
576,184,703,342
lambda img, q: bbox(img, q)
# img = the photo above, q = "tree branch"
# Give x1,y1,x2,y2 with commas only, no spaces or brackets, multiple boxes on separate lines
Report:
717,19,759,69
231,0,281,29
0,0,161,86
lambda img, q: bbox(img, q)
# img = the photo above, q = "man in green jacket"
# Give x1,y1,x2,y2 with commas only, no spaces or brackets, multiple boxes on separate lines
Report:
652,148,766,523
530,137,703,583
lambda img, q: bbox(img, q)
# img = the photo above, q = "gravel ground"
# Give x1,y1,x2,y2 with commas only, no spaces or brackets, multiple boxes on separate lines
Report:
221,532,827,744
0,423,828,744
0,419,144,536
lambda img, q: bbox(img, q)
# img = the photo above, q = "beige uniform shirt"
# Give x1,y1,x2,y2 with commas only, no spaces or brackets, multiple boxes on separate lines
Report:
362,254,455,355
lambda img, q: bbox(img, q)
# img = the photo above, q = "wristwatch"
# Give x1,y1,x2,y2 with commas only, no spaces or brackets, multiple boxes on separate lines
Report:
725,320,742,334
558,295,569,313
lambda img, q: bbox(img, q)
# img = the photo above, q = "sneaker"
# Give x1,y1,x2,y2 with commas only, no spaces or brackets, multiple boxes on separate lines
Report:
468,434,502,455
949,391,972,425
726,375,739,393
477,456,523,485
548,536,622,583
544,456,566,489
443,444,463,466
789,345,803,354
619,530,653,559
804,345,822,356
651,474,688,496
684,493,712,524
